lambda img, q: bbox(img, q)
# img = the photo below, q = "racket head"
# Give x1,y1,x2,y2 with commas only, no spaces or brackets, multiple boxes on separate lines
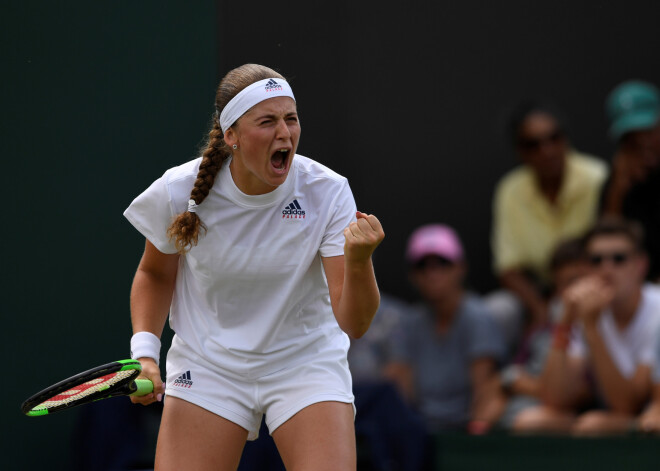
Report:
21,359,143,417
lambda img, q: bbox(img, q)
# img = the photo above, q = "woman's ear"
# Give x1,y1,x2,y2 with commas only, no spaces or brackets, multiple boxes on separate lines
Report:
224,128,237,148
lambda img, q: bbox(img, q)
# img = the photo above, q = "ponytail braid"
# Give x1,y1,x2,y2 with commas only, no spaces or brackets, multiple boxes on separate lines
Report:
167,121,230,253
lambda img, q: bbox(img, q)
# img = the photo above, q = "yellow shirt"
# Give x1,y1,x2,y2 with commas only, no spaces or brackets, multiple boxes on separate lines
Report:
492,151,608,283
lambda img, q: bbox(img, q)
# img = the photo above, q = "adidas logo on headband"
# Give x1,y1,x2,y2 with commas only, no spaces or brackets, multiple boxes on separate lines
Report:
265,79,283,92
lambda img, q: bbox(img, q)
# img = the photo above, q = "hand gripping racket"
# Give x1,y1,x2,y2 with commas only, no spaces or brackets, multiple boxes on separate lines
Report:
21,359,154,417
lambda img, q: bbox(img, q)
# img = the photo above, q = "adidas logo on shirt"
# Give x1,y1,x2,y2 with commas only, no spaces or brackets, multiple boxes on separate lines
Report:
173,371,193,388
265,79,283,92
282,199,306,219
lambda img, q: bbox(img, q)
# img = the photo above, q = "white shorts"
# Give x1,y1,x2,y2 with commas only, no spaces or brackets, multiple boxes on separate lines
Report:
164,335,355,440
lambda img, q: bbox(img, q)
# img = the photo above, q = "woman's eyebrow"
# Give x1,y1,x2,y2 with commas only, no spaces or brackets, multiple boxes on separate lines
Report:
252,111,298,121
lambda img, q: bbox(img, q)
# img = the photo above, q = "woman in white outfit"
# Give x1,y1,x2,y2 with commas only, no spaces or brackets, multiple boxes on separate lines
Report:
123,63,384,470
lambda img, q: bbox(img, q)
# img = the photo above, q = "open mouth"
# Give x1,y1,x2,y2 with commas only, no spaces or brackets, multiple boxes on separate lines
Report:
270,148,290,172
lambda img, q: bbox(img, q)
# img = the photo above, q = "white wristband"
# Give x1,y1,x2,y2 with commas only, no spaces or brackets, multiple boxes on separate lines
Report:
130,331,161,366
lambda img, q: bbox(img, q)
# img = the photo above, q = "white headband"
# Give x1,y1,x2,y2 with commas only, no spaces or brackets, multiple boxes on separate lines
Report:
218,78,296,133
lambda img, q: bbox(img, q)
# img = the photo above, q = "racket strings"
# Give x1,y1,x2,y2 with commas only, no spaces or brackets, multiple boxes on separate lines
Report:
31,370,135,411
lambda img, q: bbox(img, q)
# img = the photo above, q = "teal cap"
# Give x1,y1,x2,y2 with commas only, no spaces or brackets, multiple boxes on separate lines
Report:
606,80,660,141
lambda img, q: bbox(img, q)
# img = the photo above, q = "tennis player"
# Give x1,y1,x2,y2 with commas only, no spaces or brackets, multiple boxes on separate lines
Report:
123,63,384,470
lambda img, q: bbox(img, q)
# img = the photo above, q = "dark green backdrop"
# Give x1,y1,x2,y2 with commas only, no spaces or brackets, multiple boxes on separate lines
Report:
3,2,217,469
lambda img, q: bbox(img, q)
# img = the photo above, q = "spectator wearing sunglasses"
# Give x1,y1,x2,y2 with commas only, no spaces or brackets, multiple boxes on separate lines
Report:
488,100,608,359
385,224,505,436
601,80,660,282
513,217,660,435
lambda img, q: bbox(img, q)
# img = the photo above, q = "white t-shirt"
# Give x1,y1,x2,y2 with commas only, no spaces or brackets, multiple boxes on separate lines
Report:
569,284,660,378
124,154,356,379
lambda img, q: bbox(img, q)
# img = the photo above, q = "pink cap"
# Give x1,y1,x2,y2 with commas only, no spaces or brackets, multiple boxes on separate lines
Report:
406,224,464,264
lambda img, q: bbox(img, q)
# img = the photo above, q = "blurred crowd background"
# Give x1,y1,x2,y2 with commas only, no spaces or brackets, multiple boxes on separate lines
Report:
4,1,660,469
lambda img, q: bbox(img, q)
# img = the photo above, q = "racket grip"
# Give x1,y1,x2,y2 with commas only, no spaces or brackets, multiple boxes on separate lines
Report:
131,379,154,396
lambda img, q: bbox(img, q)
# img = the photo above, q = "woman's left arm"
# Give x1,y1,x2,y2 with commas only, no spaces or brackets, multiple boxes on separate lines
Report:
322,211,385,338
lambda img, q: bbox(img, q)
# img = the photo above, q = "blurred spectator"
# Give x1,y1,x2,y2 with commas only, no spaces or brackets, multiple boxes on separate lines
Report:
638,335,660,433
601,80,660,282
488,100,608,356
485,238,590,430
348,293,408,383
513,217,660,436
348,294,430,471
387,224,505,435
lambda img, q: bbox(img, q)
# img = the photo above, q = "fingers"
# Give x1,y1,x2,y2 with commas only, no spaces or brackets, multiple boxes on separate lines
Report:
350,212,384,238
343,212,385,263
355,211,384,232
346,213,385,247
587,276,615,304
563,275,614,323
131,382,164,406
130,357,165,406
567,275,610,301
352,218,373,238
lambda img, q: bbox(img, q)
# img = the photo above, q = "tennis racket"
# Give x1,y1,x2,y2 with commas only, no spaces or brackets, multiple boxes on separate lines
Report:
21,359,153,417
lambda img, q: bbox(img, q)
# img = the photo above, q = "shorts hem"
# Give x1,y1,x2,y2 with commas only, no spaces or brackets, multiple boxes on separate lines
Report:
266,393,355,435
165,388,261,440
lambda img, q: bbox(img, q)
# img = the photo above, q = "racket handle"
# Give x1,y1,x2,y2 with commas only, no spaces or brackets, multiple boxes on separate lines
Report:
130,379,154,396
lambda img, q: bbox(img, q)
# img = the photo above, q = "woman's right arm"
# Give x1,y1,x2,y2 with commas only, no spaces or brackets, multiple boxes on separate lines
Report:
130,239,180,405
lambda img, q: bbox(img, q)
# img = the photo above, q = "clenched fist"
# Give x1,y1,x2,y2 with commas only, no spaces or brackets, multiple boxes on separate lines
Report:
343,211,385,263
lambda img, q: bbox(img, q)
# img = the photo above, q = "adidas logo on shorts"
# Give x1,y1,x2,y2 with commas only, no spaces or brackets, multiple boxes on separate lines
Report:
282,199,306,219
173,371,193,388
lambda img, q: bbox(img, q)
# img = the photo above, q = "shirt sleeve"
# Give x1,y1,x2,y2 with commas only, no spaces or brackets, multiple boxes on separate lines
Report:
319,179,357,258
123,174,178,254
